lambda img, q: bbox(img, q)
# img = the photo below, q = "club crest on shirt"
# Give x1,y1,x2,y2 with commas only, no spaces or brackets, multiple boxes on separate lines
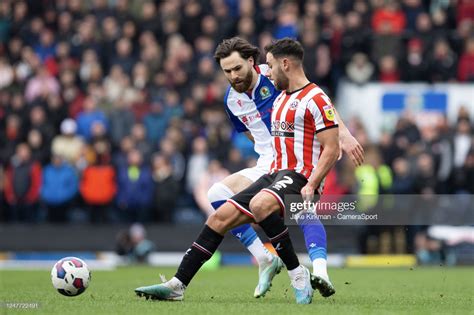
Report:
323,105,335,121
288,100,299,110
260,86,271,99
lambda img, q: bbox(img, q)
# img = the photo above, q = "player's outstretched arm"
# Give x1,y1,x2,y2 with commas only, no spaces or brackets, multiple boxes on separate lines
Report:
300,127,340,202
333,108,364,166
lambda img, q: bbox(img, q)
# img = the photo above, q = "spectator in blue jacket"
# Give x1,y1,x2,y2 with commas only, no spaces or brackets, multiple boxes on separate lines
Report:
33,29,56,63
76,95,108,142
116,149,153,223
143,102,169,145
40,154,79,222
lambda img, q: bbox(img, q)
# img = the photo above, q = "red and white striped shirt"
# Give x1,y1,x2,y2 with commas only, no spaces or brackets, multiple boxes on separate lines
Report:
269,83,338,180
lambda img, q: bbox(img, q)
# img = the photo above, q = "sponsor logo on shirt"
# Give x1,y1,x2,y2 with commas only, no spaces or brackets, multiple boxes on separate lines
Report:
239,111,262,126
271,120,295,137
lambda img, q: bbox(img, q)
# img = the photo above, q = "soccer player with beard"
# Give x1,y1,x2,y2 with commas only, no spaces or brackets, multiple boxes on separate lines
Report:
135,38,363,304
207,38,363,297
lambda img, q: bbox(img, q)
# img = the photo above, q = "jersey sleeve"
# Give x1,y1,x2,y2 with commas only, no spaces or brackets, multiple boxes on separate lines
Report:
308,93,338,133
224,87,248,133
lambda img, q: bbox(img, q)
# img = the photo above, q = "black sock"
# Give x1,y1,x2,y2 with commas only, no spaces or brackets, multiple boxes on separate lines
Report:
258,212,300,270
175,225,224,286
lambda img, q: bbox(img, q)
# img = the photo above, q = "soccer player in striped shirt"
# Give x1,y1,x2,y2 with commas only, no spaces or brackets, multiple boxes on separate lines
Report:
208,38,362,297
135,38,362,304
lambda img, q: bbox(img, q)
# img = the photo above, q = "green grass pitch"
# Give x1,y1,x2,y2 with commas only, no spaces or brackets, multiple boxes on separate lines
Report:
1,266,473,314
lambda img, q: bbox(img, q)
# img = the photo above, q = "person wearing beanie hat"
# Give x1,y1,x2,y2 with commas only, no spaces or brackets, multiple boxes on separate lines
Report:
51,118,85,166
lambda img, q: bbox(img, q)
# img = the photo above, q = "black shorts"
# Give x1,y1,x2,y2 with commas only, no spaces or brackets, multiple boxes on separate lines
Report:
228,170,308,219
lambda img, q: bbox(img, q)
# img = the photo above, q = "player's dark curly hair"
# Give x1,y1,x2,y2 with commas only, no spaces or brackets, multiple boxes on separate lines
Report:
264,38,304,61
214,37,260,64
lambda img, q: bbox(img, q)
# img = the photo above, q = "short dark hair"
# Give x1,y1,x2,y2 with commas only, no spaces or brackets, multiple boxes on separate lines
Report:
214,37,260,64
264,38,304,61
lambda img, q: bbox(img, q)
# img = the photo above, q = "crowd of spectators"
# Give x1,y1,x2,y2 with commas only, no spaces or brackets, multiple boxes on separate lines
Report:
0,0,472,224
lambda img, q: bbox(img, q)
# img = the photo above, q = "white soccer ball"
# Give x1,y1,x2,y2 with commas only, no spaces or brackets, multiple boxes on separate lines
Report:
51,257,91,296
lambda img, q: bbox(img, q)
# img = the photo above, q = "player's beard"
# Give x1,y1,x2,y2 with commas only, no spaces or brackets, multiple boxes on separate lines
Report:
230,67,253,93
274,68,289,91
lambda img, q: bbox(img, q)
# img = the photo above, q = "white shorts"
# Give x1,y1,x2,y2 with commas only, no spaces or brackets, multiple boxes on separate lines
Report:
236,157,272,182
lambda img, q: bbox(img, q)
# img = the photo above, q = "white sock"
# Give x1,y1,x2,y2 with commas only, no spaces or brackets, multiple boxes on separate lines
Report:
312,258,329,280
208,183,275,266
248,238,274,265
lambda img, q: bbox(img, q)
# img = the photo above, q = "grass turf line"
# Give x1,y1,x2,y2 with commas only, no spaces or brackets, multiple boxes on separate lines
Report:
0,266,473,315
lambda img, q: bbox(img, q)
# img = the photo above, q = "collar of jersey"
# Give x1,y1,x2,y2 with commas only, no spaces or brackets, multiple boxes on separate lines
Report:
247,73,263,100
285,82,313,95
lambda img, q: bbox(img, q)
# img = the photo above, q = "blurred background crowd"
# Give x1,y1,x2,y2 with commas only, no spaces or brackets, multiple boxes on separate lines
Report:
0,0,472,229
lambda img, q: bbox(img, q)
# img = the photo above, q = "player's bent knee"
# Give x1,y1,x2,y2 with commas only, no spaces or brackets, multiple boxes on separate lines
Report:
249,193,280,221
207,182,234,206
206,212,227,234
206,203,237,234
